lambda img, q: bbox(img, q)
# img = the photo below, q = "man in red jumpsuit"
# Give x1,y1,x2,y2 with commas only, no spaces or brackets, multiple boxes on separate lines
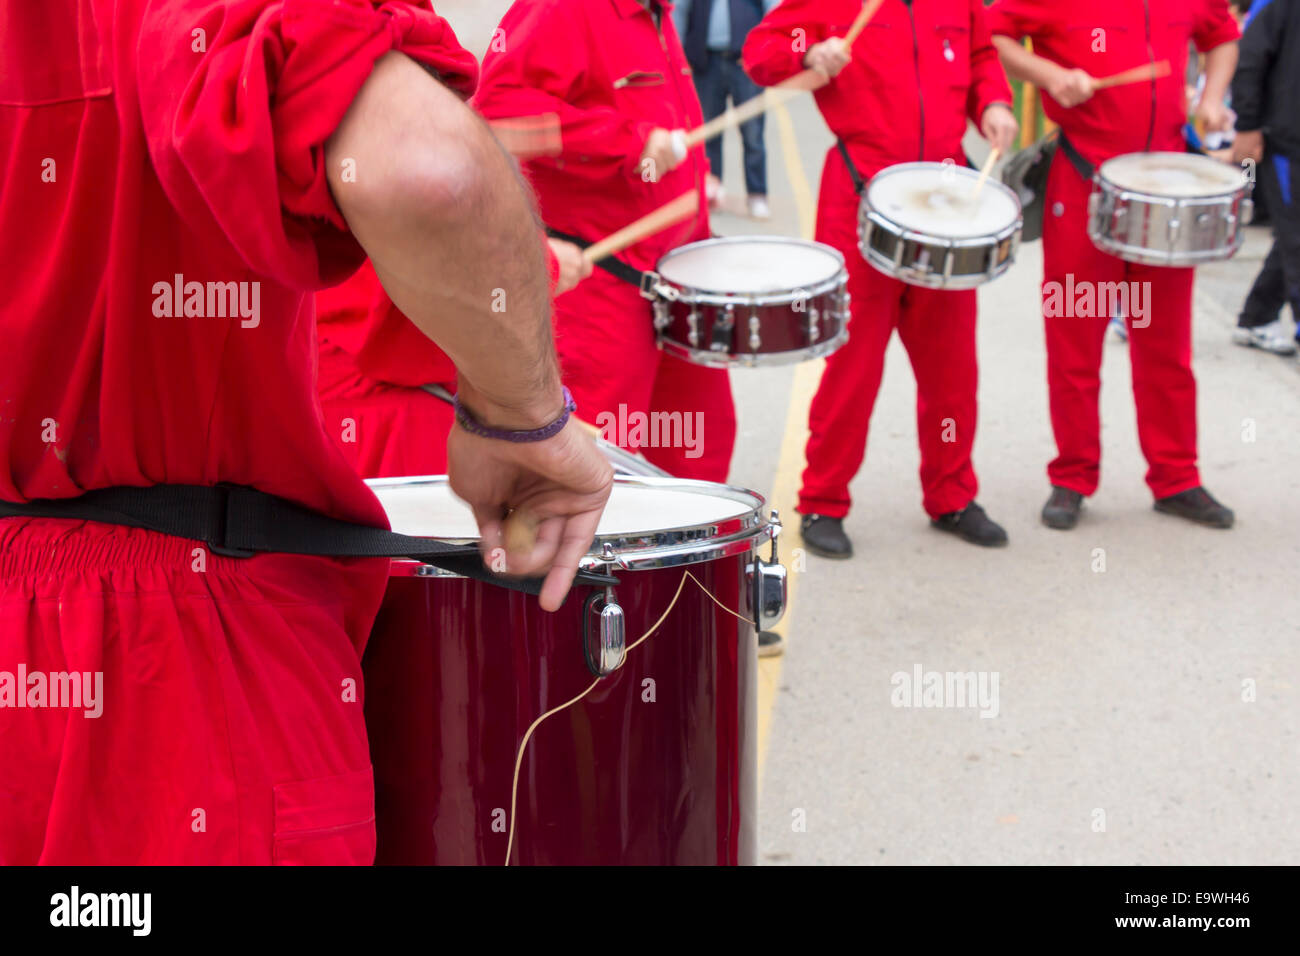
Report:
990,0,1240,530
0,0,612,864
744,0,1020,558
316,241,590,478
474,0,738,483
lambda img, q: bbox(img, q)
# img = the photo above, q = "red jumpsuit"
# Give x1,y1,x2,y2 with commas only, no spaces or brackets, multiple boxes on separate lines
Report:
988,0,1239,498
474,0,737,482
315,247,560,479
0,0,475,864
744,0,1013,520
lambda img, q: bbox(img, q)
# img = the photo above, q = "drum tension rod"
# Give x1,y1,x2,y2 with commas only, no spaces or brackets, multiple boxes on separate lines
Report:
583,543,626,678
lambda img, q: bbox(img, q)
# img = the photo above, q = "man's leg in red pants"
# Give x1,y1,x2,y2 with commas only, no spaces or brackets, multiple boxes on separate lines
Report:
895,286,980,517
798,155,903,519
0,518,388,864
1124,261,1200,497
1041,155,1124,496
554,270,659,445
643,354,736,482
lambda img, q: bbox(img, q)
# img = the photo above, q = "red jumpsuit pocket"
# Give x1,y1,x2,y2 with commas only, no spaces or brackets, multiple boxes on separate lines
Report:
935,22,972,90
614,71,667,89
272,767,376,866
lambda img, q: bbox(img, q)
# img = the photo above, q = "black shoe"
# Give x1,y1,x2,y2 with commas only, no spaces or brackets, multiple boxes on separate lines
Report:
1041,485,1084,530
930,501,1008,547
1154,486,1234,528
800,513,852,559
757,630,785,658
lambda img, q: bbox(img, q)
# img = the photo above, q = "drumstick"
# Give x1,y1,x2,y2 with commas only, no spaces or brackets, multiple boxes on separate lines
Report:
681,0,884,149
1093,59,1171,90
486,113,562,158
581,190,700,263
970,147,1001,201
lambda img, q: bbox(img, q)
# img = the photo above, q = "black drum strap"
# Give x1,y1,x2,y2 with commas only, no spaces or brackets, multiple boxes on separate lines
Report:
0,485,618,596
545,227,648,289
836,139,866,195
1057,131,1094,181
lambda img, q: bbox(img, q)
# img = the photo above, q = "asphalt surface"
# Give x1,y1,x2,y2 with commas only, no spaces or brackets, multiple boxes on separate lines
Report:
446,2,1300,865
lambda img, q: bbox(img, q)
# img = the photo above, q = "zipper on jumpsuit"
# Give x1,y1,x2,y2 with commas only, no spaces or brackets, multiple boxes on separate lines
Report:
654,7,704,198
905,2,926,162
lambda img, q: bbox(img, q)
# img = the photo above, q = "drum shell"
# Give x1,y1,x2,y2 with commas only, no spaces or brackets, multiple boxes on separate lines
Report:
858,195,1021,290
1087,175,1252,266
655,285,849,368
362,552,758,865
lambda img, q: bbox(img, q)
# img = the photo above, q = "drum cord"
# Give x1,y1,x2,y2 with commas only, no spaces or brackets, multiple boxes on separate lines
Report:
504,568,755,866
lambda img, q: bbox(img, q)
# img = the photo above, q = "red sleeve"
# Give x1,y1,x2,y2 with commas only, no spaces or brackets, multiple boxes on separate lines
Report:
473,0,652,180
742,0,832,87
967,0,1015,125
137,0,478,292
1193,0,1240,52
985,0,1048,41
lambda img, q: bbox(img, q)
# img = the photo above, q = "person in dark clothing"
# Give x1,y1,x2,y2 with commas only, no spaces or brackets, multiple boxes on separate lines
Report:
1232,0,1300,356
674,0,779,219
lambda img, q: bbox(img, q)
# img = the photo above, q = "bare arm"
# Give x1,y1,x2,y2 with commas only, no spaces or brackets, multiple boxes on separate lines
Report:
992,35,1095,108
325,52,560,430
325,52,612,610
1197,41,1238,132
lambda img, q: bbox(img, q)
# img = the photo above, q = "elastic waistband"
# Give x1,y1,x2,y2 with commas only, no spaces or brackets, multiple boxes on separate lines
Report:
0,516,246,580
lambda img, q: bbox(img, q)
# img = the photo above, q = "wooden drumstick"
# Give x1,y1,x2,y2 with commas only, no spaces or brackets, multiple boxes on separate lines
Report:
843,0,887,46
487,113,562,158
1093,59,1171,90
503,507,542,557
581,190,700,263
970,147,1001,201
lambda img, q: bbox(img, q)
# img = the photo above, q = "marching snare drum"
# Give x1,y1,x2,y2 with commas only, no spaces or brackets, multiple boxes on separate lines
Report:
859,161,1023,289
1087,151,1252,266
643,236,850,367
361,475,787,865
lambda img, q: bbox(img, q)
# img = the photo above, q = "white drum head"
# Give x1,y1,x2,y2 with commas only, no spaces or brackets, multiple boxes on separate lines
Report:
657,237,843,293
1099,151,1244,197
867,163,1020,238
370,476,754,542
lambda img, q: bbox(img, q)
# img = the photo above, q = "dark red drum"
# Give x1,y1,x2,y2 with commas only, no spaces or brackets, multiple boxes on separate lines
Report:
362,476,787,865
645,236,850,367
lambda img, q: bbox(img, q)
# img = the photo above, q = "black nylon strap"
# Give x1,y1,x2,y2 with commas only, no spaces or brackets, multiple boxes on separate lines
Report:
546,227,648,288
836,139,866,195
1057,131,1094,181
0,485,618,596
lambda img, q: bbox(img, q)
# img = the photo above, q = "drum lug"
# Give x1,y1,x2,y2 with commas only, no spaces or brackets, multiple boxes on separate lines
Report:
1166,217,1182,245
747,312,761,352
806,305,820,344
747,511,786,632
583,586,626,678
712,303,735,352
1240,198,1254,226
688,308,701,348
652,298,671,331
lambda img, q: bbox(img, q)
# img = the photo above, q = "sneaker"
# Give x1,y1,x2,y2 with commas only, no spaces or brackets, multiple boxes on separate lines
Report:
747,195,772,220
1041,485,1084,530
757,630,785,658
705,174,726,211
1153,486,1234,528
1108,315,1128,342
799,513,852,559
930,501,1008,547
1233,320,1297,355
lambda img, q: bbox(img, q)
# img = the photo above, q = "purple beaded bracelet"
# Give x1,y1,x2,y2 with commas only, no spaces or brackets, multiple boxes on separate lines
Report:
454,387,577,443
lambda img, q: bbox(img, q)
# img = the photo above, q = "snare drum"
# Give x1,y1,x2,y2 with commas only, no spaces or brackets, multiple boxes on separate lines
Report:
859,161,1023,289
1087,151,1252,266
361,475,787,865
643,236,849,367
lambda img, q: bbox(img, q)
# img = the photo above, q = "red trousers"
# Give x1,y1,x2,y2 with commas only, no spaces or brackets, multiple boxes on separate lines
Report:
1042,155,1199,498
317,341,454,479
555,269,736,482
799,149,980,520
0,518,388,864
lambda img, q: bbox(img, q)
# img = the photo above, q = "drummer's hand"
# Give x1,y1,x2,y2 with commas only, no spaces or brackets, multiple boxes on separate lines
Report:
1197,98,1234,135
640,128,686,183
980,103,1019,156
447,397,614,612
1047,67,1095,108
1232,129,1265,166
547,239,593,295
804,37,851,80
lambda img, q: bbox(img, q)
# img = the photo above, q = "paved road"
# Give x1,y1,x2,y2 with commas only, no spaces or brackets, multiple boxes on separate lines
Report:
444,2,1300,865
